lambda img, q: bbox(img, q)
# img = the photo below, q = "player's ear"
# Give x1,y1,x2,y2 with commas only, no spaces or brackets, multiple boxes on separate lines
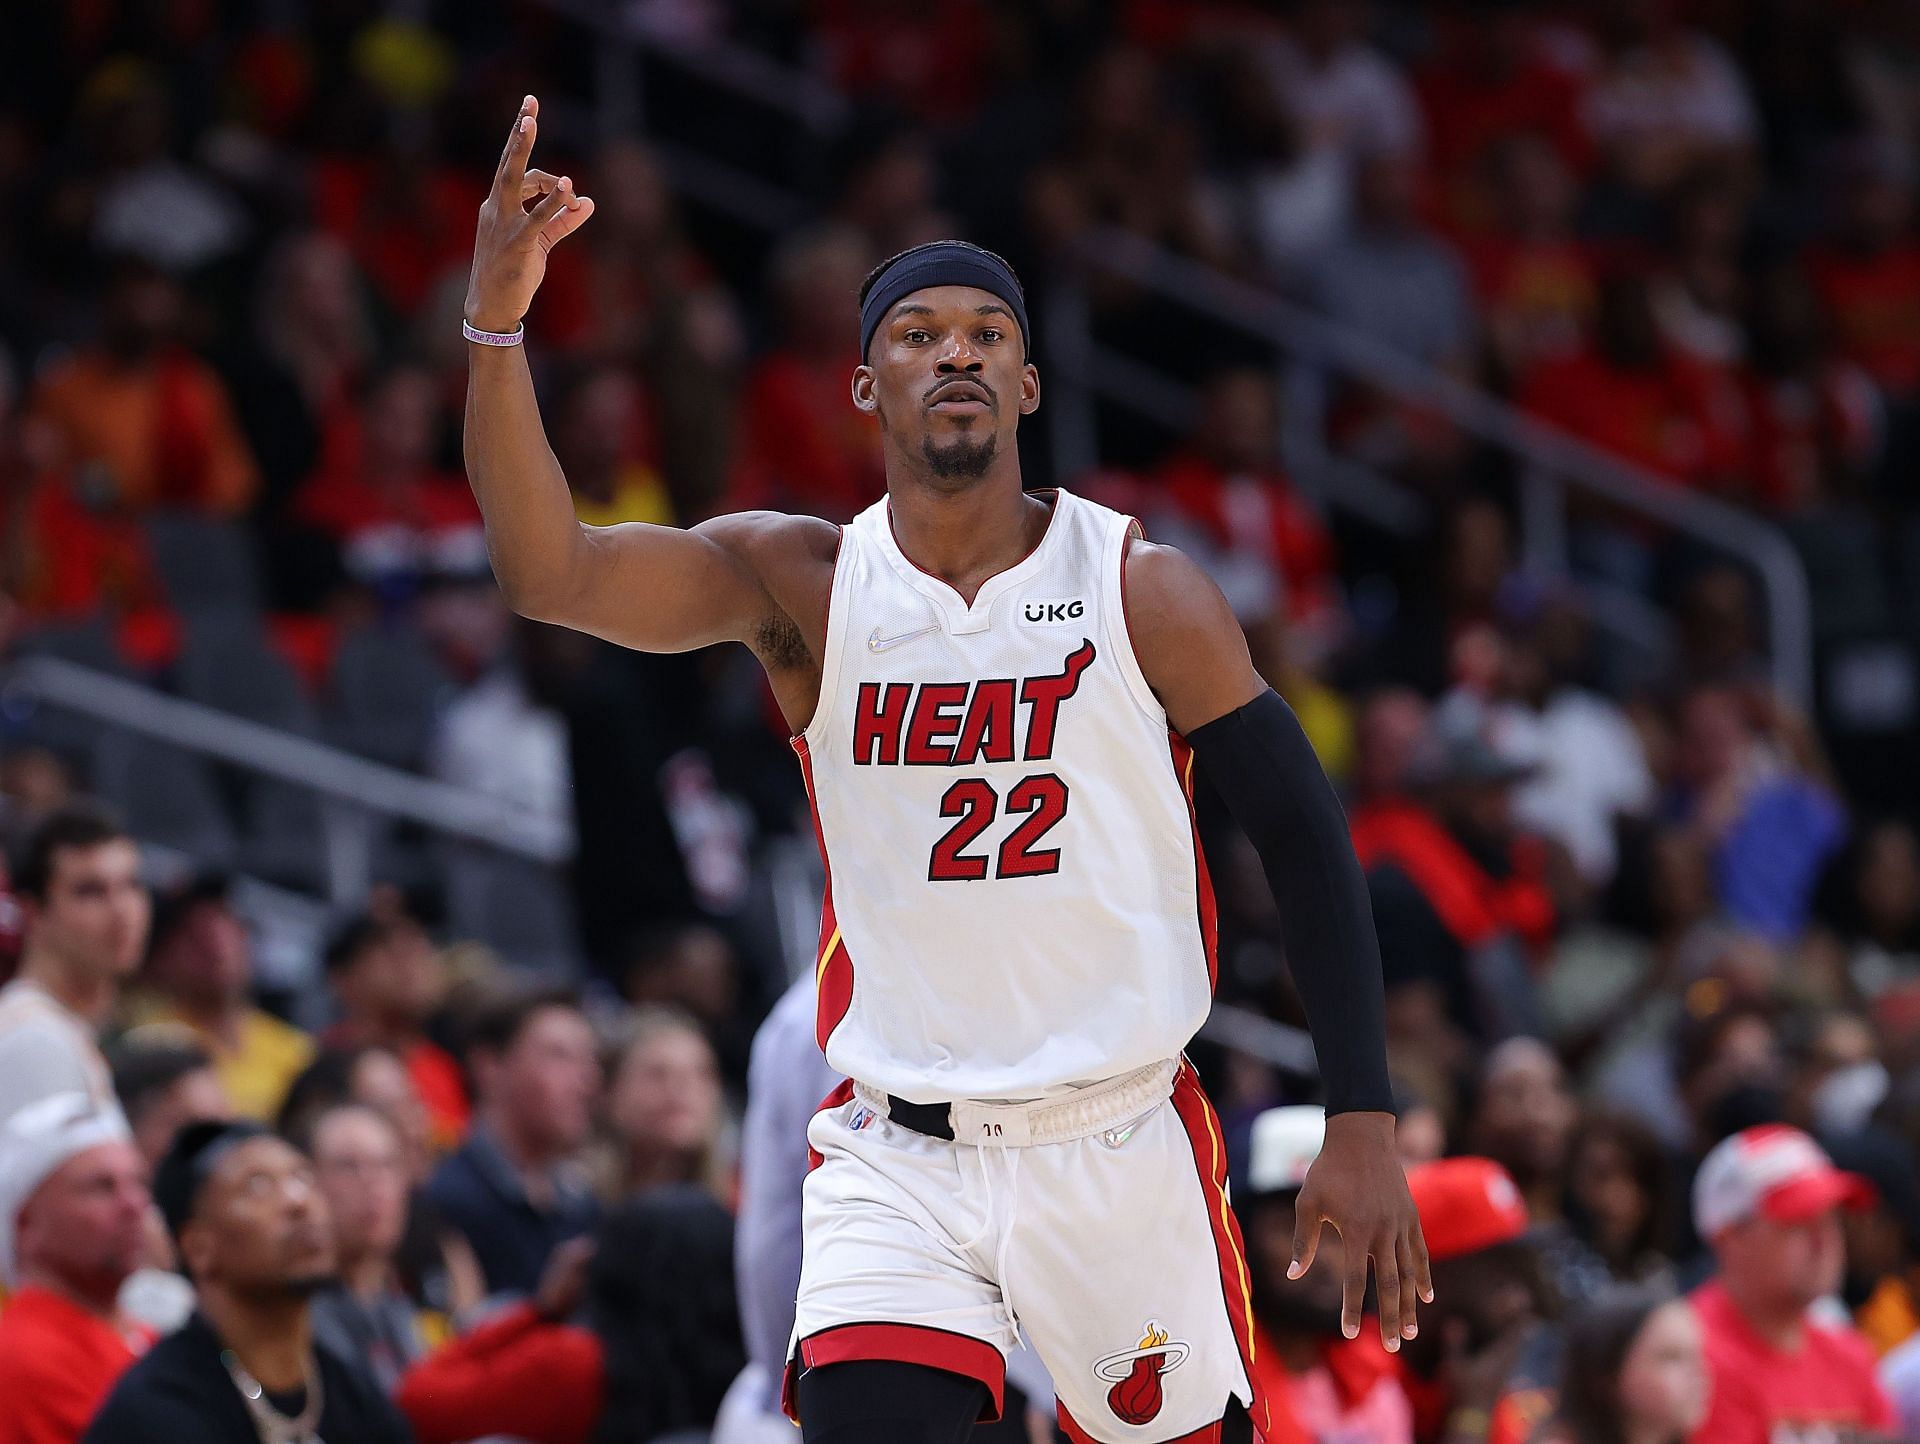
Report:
1019,361,1040,416
851,365,878,415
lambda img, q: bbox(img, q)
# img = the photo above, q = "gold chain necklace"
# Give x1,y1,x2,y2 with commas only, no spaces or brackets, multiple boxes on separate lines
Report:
220,1347,325,1444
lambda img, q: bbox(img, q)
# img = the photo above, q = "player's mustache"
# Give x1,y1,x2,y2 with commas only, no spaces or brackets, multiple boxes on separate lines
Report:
924,377,995,405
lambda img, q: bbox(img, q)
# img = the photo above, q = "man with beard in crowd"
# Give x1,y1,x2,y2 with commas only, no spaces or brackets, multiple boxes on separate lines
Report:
83,1119,411,1443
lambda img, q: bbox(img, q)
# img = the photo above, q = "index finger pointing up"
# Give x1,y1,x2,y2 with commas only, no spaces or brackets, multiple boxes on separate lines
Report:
496,95,539,194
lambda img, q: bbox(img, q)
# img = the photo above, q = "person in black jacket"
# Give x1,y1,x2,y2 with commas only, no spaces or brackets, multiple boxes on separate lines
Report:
85,1119,412,1444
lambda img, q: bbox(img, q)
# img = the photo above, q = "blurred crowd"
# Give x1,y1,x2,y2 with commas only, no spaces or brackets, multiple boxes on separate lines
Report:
7,1,1920,1442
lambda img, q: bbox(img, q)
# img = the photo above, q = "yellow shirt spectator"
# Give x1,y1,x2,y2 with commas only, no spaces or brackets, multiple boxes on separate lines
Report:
130,1005,314,1122
571,463,673,529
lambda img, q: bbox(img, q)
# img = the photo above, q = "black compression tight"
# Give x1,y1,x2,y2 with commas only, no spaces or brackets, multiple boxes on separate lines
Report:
796,1360,991,1444
795,1360,1255,1443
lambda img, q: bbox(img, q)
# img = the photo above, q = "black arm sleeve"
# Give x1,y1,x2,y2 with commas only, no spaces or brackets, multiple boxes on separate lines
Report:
1185,689,1394,1116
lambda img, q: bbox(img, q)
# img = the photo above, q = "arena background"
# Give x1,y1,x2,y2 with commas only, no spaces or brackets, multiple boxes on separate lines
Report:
6,1,1920,1441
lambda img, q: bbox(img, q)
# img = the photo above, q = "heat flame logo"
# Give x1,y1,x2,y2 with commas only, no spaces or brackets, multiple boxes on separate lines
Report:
1092,1319,1191,1427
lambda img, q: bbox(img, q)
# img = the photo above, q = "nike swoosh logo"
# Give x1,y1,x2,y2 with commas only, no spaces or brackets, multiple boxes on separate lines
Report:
867,624,940,653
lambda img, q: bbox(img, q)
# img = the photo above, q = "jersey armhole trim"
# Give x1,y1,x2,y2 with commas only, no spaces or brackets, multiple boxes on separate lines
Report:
798,523,848,746
1105,513,1168,722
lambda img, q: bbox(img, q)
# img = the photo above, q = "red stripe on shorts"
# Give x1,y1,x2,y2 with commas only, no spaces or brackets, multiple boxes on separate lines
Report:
782,1321,1006,1425
1057,1399,1245,1444
1169,1060,1270,1439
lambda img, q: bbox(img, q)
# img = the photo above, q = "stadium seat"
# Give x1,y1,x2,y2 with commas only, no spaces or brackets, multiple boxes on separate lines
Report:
439,841,584,977
93,734,238,869
144,510,265,615
1787,511,1893,641
326,625,455,770
177,613,319,735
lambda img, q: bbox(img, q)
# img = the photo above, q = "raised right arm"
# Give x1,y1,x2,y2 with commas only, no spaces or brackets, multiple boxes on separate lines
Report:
462,95,775,653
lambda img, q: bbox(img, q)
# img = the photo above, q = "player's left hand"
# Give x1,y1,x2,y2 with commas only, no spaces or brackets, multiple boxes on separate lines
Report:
1289,1110,1432,1352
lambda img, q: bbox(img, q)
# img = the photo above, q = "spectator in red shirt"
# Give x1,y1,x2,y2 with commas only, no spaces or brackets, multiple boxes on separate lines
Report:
1463,133,1597,390
809,0,989,128
309,143,486,319
1687,1124,1895,1443
1417,7,1591,235
0,1092,153,1444
1518,266,1745,491
7,482,169,630
1738,262,1882,515
292,363,484,598
1237,1104,1414,1444
728,227,885,522
1804,142,1920,400
1356,714,1559,1045
321,905,469,1153
1152,369,1342,667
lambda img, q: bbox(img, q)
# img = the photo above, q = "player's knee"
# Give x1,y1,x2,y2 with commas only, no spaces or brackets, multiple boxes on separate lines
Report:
795,1359,990,1444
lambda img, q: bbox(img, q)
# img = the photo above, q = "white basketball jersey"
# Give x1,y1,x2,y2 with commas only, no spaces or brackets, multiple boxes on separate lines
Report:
795,487,1217,1103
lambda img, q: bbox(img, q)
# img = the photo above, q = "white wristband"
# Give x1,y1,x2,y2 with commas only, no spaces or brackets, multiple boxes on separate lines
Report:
462,319,525,347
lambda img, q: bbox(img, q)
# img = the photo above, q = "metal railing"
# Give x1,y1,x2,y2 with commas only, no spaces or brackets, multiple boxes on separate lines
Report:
1,656,574,905
536,0,847,134
1048,229,1815,705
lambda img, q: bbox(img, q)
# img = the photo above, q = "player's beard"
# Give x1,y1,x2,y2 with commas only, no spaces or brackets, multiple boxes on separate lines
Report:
921,431,998,482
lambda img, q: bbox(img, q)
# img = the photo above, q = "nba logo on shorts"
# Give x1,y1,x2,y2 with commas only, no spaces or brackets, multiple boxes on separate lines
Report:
848,1104,876,1133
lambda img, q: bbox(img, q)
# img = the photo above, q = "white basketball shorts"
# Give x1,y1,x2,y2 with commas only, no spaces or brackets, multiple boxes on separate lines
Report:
784,1058,1272,1443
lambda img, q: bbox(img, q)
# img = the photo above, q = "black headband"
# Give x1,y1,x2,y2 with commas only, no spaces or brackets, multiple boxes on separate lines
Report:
859,242,1030,363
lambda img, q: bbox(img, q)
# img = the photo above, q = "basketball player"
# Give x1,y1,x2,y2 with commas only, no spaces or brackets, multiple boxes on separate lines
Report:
464,96,1428,1444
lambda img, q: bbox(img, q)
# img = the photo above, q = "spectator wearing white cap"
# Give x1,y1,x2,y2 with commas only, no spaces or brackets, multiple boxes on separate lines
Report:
83,1118,411,1444
0,806,149,1126
1237,1104,1414,1444
0,1091,152,1444
1688,1124,1894,1442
